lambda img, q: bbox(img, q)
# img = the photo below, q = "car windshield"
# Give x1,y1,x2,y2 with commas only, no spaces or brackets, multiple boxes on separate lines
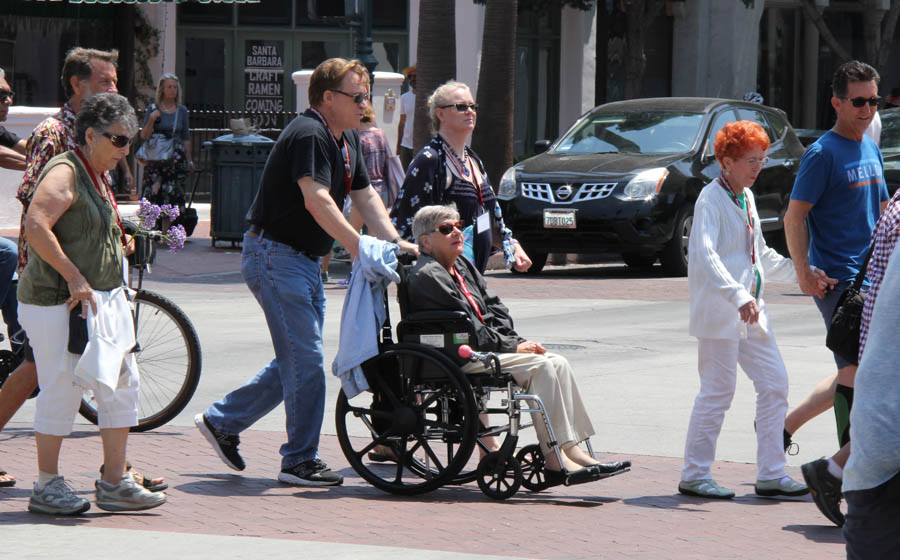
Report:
551,109,705,155
882,112,900,154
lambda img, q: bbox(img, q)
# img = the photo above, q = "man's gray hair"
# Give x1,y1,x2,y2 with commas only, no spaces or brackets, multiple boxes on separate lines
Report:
412,204,460,245
74,93,138,146
427,80,470,136
0,67,5,80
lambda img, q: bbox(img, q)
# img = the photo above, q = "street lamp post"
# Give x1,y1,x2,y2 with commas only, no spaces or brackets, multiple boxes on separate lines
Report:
346,0,378,88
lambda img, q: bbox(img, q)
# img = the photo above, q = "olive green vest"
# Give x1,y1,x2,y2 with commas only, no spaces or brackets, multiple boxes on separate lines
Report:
17,151,125,306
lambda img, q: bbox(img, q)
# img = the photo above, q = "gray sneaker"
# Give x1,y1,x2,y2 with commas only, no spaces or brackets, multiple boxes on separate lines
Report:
95,473,167,512
29,476,91,515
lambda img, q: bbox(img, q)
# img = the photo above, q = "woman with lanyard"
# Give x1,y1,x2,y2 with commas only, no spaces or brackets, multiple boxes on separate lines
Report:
390,80,531,273
18,93,166,514
678,120,834,500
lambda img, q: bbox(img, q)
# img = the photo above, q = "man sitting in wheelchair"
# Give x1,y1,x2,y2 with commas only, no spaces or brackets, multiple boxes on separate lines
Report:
406,204,631,483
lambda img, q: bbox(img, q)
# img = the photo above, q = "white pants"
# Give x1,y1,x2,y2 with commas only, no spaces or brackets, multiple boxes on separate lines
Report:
681,329,789,482
19,300,139,436
462,352,595,452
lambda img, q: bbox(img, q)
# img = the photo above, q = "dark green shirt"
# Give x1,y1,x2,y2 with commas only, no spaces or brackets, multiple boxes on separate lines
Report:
18,151,125,306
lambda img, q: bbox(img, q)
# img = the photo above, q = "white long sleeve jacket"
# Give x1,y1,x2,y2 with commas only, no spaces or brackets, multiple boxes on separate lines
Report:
688,179,798,340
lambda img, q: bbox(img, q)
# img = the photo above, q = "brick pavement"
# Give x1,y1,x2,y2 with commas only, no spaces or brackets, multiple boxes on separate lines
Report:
0,422,844,559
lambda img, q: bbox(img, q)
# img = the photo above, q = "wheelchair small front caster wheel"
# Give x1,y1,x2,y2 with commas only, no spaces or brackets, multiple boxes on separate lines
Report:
516,444,550,491
477,452,522,500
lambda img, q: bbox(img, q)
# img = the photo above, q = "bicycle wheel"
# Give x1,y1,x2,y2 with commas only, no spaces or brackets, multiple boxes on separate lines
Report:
79,289,202,432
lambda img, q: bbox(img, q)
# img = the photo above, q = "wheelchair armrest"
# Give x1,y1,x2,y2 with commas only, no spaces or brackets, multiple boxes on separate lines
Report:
404,310,469,322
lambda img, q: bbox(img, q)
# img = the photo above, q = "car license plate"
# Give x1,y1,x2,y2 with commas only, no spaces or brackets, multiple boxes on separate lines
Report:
543,209,576,229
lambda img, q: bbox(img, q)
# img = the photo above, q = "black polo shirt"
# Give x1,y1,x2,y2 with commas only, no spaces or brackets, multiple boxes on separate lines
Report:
0,126,19,149
246,109,370,256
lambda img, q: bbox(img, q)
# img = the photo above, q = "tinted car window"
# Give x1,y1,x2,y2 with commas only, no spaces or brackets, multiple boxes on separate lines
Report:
763,111,787,141
552,110,705,155
737,108,777,143
707,109,738,155
882,111,900,154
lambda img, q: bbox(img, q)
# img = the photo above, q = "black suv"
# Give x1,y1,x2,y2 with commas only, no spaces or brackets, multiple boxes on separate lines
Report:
497,98,805,275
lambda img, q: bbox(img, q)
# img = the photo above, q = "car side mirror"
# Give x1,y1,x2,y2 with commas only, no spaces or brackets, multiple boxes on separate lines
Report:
534,139,551,154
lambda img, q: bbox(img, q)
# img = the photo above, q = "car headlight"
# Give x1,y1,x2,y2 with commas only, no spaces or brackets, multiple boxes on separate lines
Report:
497,166,517,200
622,168,669,200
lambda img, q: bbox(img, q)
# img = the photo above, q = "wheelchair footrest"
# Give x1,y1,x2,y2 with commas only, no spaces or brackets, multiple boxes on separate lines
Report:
545,466,630,488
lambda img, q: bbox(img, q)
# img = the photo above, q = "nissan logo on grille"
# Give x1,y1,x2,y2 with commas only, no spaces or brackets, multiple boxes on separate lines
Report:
555,184,574,201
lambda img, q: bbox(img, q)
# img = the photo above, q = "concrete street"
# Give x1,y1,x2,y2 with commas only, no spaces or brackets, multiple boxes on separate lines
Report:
0,207,846,559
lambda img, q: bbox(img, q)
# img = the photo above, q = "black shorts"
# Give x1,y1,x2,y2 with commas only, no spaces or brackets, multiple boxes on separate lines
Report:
844,469,900,560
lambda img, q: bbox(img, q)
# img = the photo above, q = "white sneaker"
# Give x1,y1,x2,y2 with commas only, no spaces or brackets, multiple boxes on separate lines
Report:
95,473,167,512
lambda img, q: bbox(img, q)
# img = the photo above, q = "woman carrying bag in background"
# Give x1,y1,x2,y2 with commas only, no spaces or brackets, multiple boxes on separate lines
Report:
137,73,193,212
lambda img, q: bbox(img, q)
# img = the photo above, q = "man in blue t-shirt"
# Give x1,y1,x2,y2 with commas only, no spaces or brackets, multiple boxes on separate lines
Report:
783,60,889,527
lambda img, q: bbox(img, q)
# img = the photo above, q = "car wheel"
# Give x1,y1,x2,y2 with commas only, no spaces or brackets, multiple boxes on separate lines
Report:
661,204,693,276
510,251,548,275
622,252,657,269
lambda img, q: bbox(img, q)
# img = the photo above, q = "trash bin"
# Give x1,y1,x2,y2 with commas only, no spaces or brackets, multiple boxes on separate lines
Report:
205,133,275,247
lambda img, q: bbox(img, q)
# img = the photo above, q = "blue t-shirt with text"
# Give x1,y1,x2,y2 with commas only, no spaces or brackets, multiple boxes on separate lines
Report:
790,131,888,282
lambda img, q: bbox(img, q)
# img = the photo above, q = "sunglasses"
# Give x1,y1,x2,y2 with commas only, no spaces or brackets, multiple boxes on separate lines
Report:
330,89,368,104
440,103,478,112
432,221,463,235
0,90,14,103
102,132,131,148
843,96,881,108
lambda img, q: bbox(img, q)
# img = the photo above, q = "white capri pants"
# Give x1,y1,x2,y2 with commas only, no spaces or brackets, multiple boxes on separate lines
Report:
19,298,139,436
462,352,595,452
681,328,789,482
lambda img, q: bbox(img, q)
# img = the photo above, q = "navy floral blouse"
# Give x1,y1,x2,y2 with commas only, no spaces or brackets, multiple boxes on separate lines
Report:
389,135,517,272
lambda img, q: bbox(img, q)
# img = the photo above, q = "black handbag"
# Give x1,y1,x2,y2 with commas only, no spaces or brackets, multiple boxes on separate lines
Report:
68,306,89,354
825,246,873,366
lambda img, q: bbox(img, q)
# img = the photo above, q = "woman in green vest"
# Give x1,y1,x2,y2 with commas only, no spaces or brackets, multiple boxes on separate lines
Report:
18,93,166,515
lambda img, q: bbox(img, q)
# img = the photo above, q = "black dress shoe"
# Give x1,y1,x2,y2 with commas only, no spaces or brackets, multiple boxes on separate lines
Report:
592,460,631,474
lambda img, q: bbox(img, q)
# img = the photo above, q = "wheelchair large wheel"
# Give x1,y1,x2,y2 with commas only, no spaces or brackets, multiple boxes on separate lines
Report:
335,344,478,495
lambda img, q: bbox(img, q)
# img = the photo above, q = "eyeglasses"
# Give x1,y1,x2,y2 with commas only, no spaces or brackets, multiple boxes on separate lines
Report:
440,103,478,112
431,221,463,235
329,89,368,104
842,96,881,108
0,90,14,103
102,132,131,148
742,157,769,167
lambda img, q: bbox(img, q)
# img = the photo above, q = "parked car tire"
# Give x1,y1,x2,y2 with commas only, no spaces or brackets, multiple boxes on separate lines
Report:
622,252,657,269
510,250,548,275
661,204,693,276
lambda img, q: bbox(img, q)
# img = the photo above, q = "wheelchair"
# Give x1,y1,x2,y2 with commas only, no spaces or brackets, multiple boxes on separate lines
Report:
334,263,628,500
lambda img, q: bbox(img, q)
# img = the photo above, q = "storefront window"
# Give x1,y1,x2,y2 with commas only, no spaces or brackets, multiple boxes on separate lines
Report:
178,2,233,26
301,41,343,70
373,41,400,73
185,38,226,111
296,0,345,27
372,0,407,29
239,0,291,27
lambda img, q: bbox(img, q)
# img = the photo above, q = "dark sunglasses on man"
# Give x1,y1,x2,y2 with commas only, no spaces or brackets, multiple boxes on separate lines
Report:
440,103,478,112
842,96,881,108
0,90,14,103
330,89,368,104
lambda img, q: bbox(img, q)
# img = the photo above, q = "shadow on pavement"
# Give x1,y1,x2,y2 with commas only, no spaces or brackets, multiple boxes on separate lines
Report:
782,524,845,544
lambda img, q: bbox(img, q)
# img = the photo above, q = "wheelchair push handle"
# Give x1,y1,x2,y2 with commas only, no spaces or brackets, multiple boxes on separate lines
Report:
458,345,501,375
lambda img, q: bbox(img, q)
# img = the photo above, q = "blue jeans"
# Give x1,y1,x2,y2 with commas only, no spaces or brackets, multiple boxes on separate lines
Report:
205,233,326,469
0,237,22,353
812,281,862,370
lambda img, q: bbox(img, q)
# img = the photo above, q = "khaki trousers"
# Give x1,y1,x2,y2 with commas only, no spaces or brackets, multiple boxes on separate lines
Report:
462,352,595,452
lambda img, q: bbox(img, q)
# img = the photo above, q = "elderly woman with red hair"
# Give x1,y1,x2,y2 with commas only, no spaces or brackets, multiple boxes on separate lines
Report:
678,120,835,499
